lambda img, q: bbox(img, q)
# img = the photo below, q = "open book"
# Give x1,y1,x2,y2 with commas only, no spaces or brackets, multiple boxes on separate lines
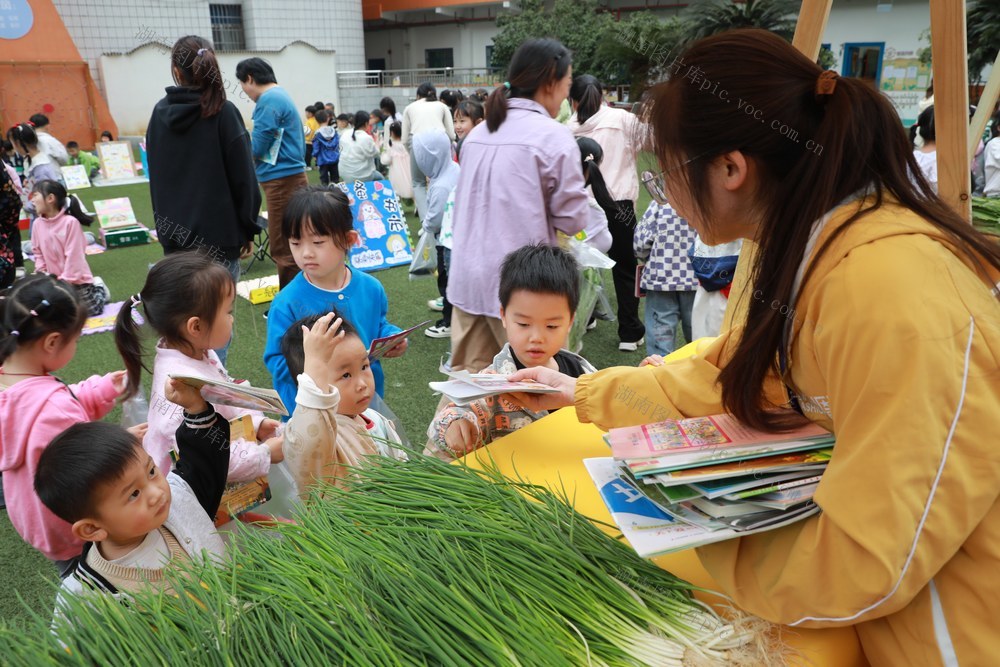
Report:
428,370,560,406
168,374,288,416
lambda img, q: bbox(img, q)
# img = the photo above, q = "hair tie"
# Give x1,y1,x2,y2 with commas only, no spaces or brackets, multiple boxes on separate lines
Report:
130,293,142,307
583,154,595,163
503,81,511,91
197,48,207,57
9,330,18,337
816,70,838,98
64,196,72,210
29,309,38,316
25,120,34,127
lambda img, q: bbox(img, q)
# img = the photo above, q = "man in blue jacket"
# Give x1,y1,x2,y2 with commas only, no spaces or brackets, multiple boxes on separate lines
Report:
236,57,307,288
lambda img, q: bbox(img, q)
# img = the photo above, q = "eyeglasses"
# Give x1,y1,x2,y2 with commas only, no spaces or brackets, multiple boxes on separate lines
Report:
640,152,711,205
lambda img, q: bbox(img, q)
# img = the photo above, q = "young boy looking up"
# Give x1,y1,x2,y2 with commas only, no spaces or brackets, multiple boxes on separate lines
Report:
281,311,406,499
426,244,596,459
35,379,231,599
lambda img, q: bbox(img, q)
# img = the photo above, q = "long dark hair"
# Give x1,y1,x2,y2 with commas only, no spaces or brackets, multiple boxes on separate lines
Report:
485,38,572,133
416,82,437,101
910,105,935,145
570,74,603,125
380,96,397,116
171,35,226,118
577,137,619,221
644,29,1000,431
454,100,484,124
30,180,95,226
6,123,38,162
0,274,86,364
114,251,234,399
351,110,369,141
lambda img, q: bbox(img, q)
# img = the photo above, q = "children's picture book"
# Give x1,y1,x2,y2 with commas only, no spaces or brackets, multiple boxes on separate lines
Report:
93,197,139,230
339,180,413,272
214,415,271,527
584,457,821,557
261,128,284,166
429,370,560,406
643,448,833,488
168,374,288,416
60,164,91,190
368,320,432,361
690,469,824,499
96,141,137,181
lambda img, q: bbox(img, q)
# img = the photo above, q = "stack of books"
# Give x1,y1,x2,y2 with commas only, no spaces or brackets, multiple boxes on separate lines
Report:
584,413,834,557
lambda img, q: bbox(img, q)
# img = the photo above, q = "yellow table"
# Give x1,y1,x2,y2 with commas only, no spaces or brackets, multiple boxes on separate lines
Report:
462,394,869,666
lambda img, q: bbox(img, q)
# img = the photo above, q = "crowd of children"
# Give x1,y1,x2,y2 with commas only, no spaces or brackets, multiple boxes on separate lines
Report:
9,47,998,628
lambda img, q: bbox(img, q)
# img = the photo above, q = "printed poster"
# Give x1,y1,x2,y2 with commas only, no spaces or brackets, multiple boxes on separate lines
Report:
96,141,137,181
340,180,414,272
60,164,91,190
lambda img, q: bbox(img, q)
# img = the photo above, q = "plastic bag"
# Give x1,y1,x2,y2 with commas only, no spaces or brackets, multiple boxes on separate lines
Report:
409,230,436,280
566,236,616,270
120,389,150,429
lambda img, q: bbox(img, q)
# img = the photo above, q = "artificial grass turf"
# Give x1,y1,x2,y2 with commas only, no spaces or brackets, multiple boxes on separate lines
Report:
1,172,653,626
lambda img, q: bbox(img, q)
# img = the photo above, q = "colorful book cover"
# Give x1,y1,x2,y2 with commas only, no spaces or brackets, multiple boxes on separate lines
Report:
644,448,833,488
610,412,831,461
584,457,821,557
213,415,271,527
368,320,432,361
93,197,139,230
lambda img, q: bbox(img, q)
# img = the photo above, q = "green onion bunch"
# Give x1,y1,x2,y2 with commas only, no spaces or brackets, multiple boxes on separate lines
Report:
0,455,782,666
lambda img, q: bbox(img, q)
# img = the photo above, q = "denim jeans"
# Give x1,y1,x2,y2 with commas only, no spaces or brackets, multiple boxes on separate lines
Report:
644,290,695,356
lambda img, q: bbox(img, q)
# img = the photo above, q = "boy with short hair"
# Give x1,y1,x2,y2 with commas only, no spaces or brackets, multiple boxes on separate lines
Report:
311,109,340,186
426,244,596,459
35,379,230,599
66,141,101,180
303,105,319,169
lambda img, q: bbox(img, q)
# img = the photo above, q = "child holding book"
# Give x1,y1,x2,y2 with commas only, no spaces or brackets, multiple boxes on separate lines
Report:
281,311,406,498
36,378,230,600
426,244,595,459
115,252,282,481
264,186,405,418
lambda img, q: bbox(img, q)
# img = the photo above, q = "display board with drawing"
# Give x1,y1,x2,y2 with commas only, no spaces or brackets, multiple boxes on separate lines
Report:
339,180,414,272
96,141,137,181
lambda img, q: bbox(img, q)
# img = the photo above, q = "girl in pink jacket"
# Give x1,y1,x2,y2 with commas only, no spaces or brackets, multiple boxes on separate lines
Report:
0,274,126,573
29,180,108,316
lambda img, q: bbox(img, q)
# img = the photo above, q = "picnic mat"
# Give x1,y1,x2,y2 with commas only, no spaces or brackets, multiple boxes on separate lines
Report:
83,301,144,336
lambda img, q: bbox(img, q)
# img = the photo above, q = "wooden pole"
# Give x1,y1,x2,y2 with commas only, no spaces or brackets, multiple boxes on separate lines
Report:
721,0,833,331
968,50,1000,160
929,0,971,221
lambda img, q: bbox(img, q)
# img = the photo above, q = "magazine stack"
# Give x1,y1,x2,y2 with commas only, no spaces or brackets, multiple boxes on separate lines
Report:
584,412,834,557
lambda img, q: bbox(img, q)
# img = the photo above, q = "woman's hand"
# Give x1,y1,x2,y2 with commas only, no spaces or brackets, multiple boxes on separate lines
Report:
505,367,578,412
240,241,254,260
639,354,664,367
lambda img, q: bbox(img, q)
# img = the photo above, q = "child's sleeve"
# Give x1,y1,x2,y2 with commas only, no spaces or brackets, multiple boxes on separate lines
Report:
283,374,344,499
68,373,121,420
262,297,299,419
633,205,656,263
173,404,231,517
29,226,47,274
224,439,271,482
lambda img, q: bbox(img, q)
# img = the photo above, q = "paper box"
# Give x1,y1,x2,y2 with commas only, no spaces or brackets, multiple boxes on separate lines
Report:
101,225,150,248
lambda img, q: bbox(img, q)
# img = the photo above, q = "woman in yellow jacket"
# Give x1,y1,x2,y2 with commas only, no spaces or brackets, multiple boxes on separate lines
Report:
512,30,1000,666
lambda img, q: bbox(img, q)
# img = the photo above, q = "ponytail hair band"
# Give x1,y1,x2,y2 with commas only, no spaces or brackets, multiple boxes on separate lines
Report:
197,48,207,57
503,81,511,91
9,330,18,337
130,293,142,307
816,70,838,98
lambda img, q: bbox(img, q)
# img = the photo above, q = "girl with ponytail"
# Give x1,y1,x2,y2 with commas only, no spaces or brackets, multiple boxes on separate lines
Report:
448,38,590,373
568,74,646,350
0,273,126,571
6,123,62,216
146,34,261,290
512,29,1000,664
28,179,109,316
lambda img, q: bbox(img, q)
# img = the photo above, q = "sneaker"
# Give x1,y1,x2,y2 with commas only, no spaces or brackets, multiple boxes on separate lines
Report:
618,337,644,352
262,310,269,321
425,322,451,338
427,297,444,312
586,317,597,331
92,275,111,301
14,267,25,280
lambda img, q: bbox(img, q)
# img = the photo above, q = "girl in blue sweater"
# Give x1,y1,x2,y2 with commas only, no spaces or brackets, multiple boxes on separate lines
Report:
263,186,405,417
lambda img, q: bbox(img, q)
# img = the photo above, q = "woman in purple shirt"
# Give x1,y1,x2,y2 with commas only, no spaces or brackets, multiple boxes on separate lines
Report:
447,38,589,373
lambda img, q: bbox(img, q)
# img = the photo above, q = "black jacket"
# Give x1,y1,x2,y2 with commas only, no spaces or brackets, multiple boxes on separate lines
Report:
146,87,261,257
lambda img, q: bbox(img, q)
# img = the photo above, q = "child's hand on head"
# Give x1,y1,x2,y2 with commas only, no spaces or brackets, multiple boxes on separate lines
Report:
303,313,345,389
639,355,664,368
445,418,479,456
382,338,408,358
164,378,209,414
